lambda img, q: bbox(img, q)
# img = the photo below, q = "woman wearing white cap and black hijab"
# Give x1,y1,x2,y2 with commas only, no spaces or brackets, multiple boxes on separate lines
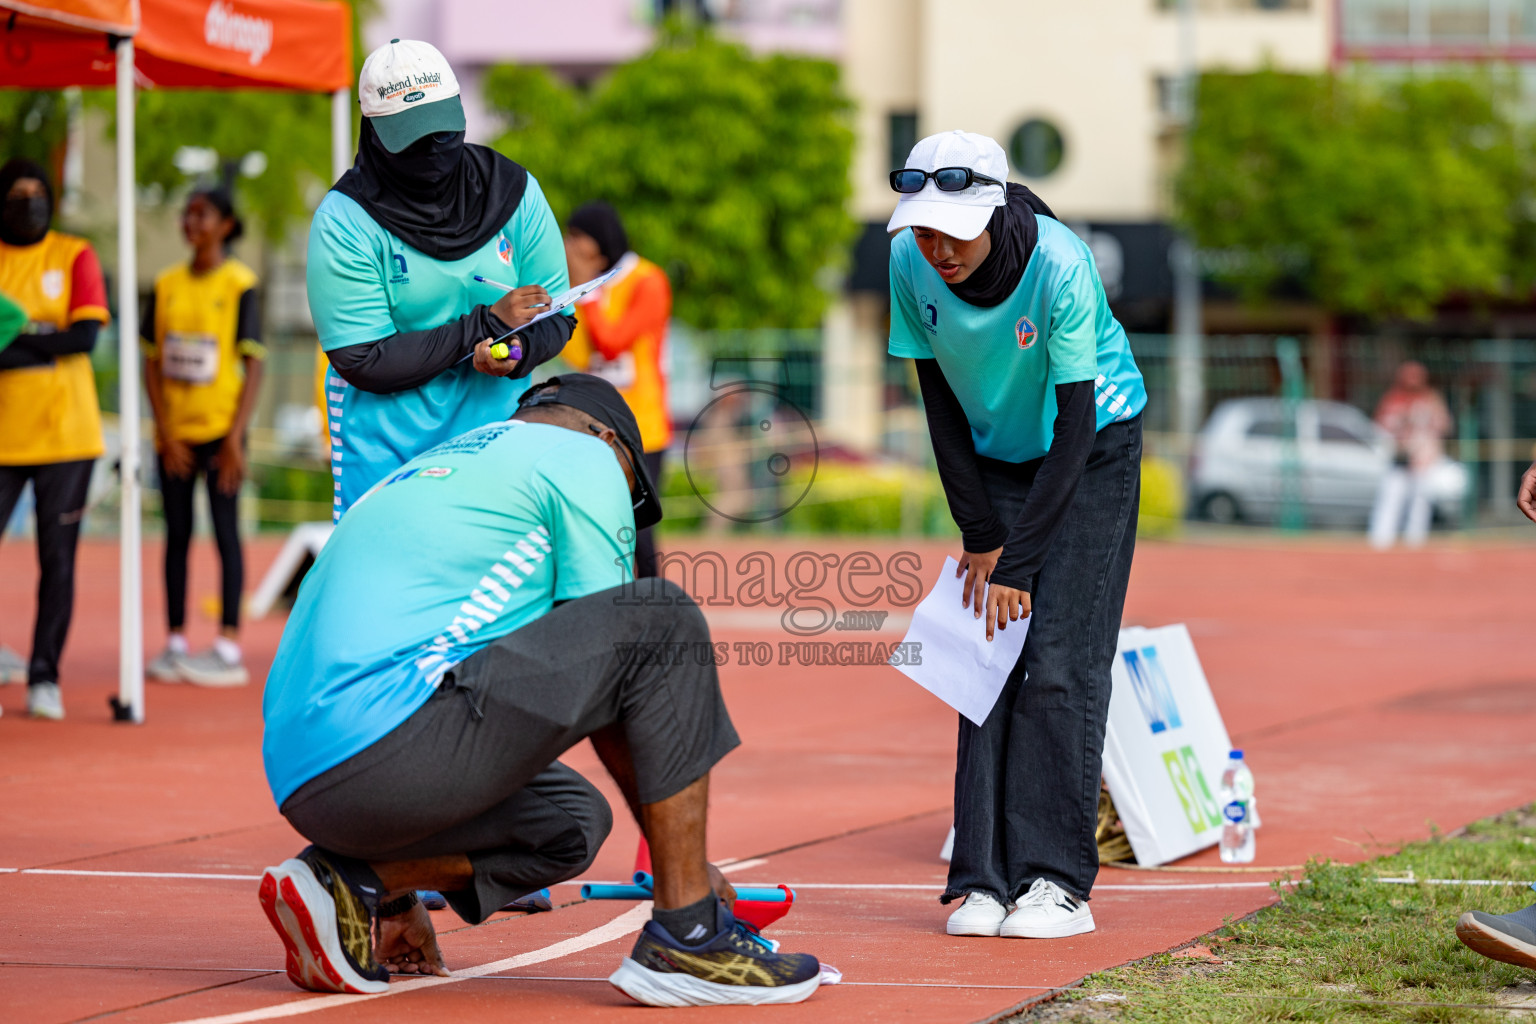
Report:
886,130,1147,939
309,39,574,518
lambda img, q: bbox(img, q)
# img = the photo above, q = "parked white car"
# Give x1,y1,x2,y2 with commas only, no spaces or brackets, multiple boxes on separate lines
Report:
1189,398,1469,527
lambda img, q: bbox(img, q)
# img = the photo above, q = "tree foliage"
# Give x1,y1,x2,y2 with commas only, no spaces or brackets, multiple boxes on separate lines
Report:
94,0,376,240
484,25,858,330
1176,69,1535,319
126,88,334,240
0,91,71,169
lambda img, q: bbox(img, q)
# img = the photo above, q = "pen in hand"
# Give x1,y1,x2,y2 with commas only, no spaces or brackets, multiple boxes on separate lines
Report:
474,275,550,308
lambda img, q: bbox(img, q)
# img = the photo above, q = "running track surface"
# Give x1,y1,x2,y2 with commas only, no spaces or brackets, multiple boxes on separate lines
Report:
2,535,1534,1023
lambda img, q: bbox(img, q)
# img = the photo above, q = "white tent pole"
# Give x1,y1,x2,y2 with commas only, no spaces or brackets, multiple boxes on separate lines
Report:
331,87,350,183
115,36,144,724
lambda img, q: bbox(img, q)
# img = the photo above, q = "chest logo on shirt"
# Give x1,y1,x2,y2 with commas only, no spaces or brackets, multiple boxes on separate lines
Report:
918,293,938,335
497,234,513,266
1015,315,1037,350
40,269,64,301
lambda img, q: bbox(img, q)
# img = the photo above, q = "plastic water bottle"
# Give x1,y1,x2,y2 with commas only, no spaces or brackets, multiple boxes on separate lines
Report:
1219,749,1256,863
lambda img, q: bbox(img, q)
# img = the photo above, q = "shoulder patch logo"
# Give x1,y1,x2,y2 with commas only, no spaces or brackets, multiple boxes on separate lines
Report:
1016,315,1037,350
919,293,938,335
497,235,513,266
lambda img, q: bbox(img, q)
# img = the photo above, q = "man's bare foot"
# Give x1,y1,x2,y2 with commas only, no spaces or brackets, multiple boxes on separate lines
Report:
375,900,450,977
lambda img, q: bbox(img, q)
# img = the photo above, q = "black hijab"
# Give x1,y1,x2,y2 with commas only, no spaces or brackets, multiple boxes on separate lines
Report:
0,157,55,247
333,119,528,261
946,183,1057,308
566,201,630,272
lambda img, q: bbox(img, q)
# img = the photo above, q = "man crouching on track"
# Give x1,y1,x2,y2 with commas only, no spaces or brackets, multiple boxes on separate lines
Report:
258,373,824,1007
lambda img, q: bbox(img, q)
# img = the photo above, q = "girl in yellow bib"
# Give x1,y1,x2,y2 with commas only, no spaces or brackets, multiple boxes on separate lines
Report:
142,187,264,687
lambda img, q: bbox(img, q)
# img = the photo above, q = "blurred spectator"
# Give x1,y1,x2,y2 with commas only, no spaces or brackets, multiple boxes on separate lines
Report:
142,187,263,688
1369,361,1451,549
0,157,110,721
561,201,673,576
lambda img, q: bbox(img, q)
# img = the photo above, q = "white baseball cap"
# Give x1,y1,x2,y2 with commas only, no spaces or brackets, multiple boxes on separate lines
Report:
358,39,466,153
886,130,1009,241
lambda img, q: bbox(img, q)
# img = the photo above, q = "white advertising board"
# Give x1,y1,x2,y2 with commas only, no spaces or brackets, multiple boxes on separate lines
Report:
1102,624,1235,867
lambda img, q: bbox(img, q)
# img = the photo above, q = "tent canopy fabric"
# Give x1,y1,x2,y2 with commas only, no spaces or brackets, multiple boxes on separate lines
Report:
0,0,351,90
0,0,354,723
0,0,135,35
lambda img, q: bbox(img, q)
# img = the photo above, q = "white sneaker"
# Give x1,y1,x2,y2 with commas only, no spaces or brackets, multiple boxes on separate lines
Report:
176,649,249,687
27,682,64,721
0,645,26,684
147,649,185,682
946,892,1009,936
1000,879,1095,938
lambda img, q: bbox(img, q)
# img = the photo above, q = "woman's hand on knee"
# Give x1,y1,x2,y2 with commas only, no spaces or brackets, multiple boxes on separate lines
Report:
957,547,1001,615
983,584,1029,642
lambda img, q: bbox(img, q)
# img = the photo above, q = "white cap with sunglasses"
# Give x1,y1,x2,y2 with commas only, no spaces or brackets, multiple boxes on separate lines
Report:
886,130,1009,241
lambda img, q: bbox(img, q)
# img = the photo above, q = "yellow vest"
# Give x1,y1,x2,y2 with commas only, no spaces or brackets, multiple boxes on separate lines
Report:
0,231,109,465
146,259,263,444
563,255,672,452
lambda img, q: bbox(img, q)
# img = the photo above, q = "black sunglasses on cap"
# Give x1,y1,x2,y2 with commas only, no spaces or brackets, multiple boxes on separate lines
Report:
890,166,1006,194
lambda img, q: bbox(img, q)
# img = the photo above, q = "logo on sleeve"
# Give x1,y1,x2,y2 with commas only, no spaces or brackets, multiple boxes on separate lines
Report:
389,253,409,284
918,293,938,335
1015,315,1037,350
497,234,513,265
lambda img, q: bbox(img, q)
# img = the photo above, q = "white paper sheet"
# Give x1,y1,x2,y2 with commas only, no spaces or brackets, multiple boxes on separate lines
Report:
890,556,1029,725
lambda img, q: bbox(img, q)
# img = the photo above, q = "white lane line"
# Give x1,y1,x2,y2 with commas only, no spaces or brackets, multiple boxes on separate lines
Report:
159,902,651,1024
718,858,769,874
1375,877,1533,886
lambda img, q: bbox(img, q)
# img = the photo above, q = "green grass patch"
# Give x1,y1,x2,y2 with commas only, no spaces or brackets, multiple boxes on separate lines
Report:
1014,806,1536,1022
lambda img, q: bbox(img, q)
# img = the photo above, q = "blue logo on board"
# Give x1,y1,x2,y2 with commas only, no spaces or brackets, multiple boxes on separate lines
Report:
1123,646,1183,735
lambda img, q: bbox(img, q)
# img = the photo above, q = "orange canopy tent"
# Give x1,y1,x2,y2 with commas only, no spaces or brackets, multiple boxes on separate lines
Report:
0,0,354,722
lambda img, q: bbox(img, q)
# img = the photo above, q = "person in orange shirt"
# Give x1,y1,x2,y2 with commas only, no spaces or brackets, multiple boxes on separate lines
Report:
562,202,672,578
0,158,110,721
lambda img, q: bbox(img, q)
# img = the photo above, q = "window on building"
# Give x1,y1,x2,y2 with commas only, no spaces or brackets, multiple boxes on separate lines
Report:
1342,0,1536,47
889,112,918,170
1009,119,1065,178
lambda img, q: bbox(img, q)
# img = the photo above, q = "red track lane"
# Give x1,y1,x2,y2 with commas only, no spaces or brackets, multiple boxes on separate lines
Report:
1,535,1534,1023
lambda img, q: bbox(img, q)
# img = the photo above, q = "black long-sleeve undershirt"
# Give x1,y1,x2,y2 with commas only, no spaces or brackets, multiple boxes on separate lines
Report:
915,358,1097,593
326,307,575,395
0,320,101,370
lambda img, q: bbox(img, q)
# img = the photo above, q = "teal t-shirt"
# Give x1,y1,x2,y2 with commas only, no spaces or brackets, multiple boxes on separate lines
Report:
888,216,1146,462
307,176,572,519
261,420,634,806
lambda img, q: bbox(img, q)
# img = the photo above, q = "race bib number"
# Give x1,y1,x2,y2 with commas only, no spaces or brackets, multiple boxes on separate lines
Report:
589,351,636,390
163,332,220,384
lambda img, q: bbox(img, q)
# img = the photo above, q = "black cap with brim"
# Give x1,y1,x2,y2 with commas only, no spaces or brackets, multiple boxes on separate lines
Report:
370,94,467,154
516,374,664,531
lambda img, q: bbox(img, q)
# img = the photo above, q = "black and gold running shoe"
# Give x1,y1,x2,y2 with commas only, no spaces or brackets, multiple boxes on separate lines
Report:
259,846,391,994
609,902,822,1006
